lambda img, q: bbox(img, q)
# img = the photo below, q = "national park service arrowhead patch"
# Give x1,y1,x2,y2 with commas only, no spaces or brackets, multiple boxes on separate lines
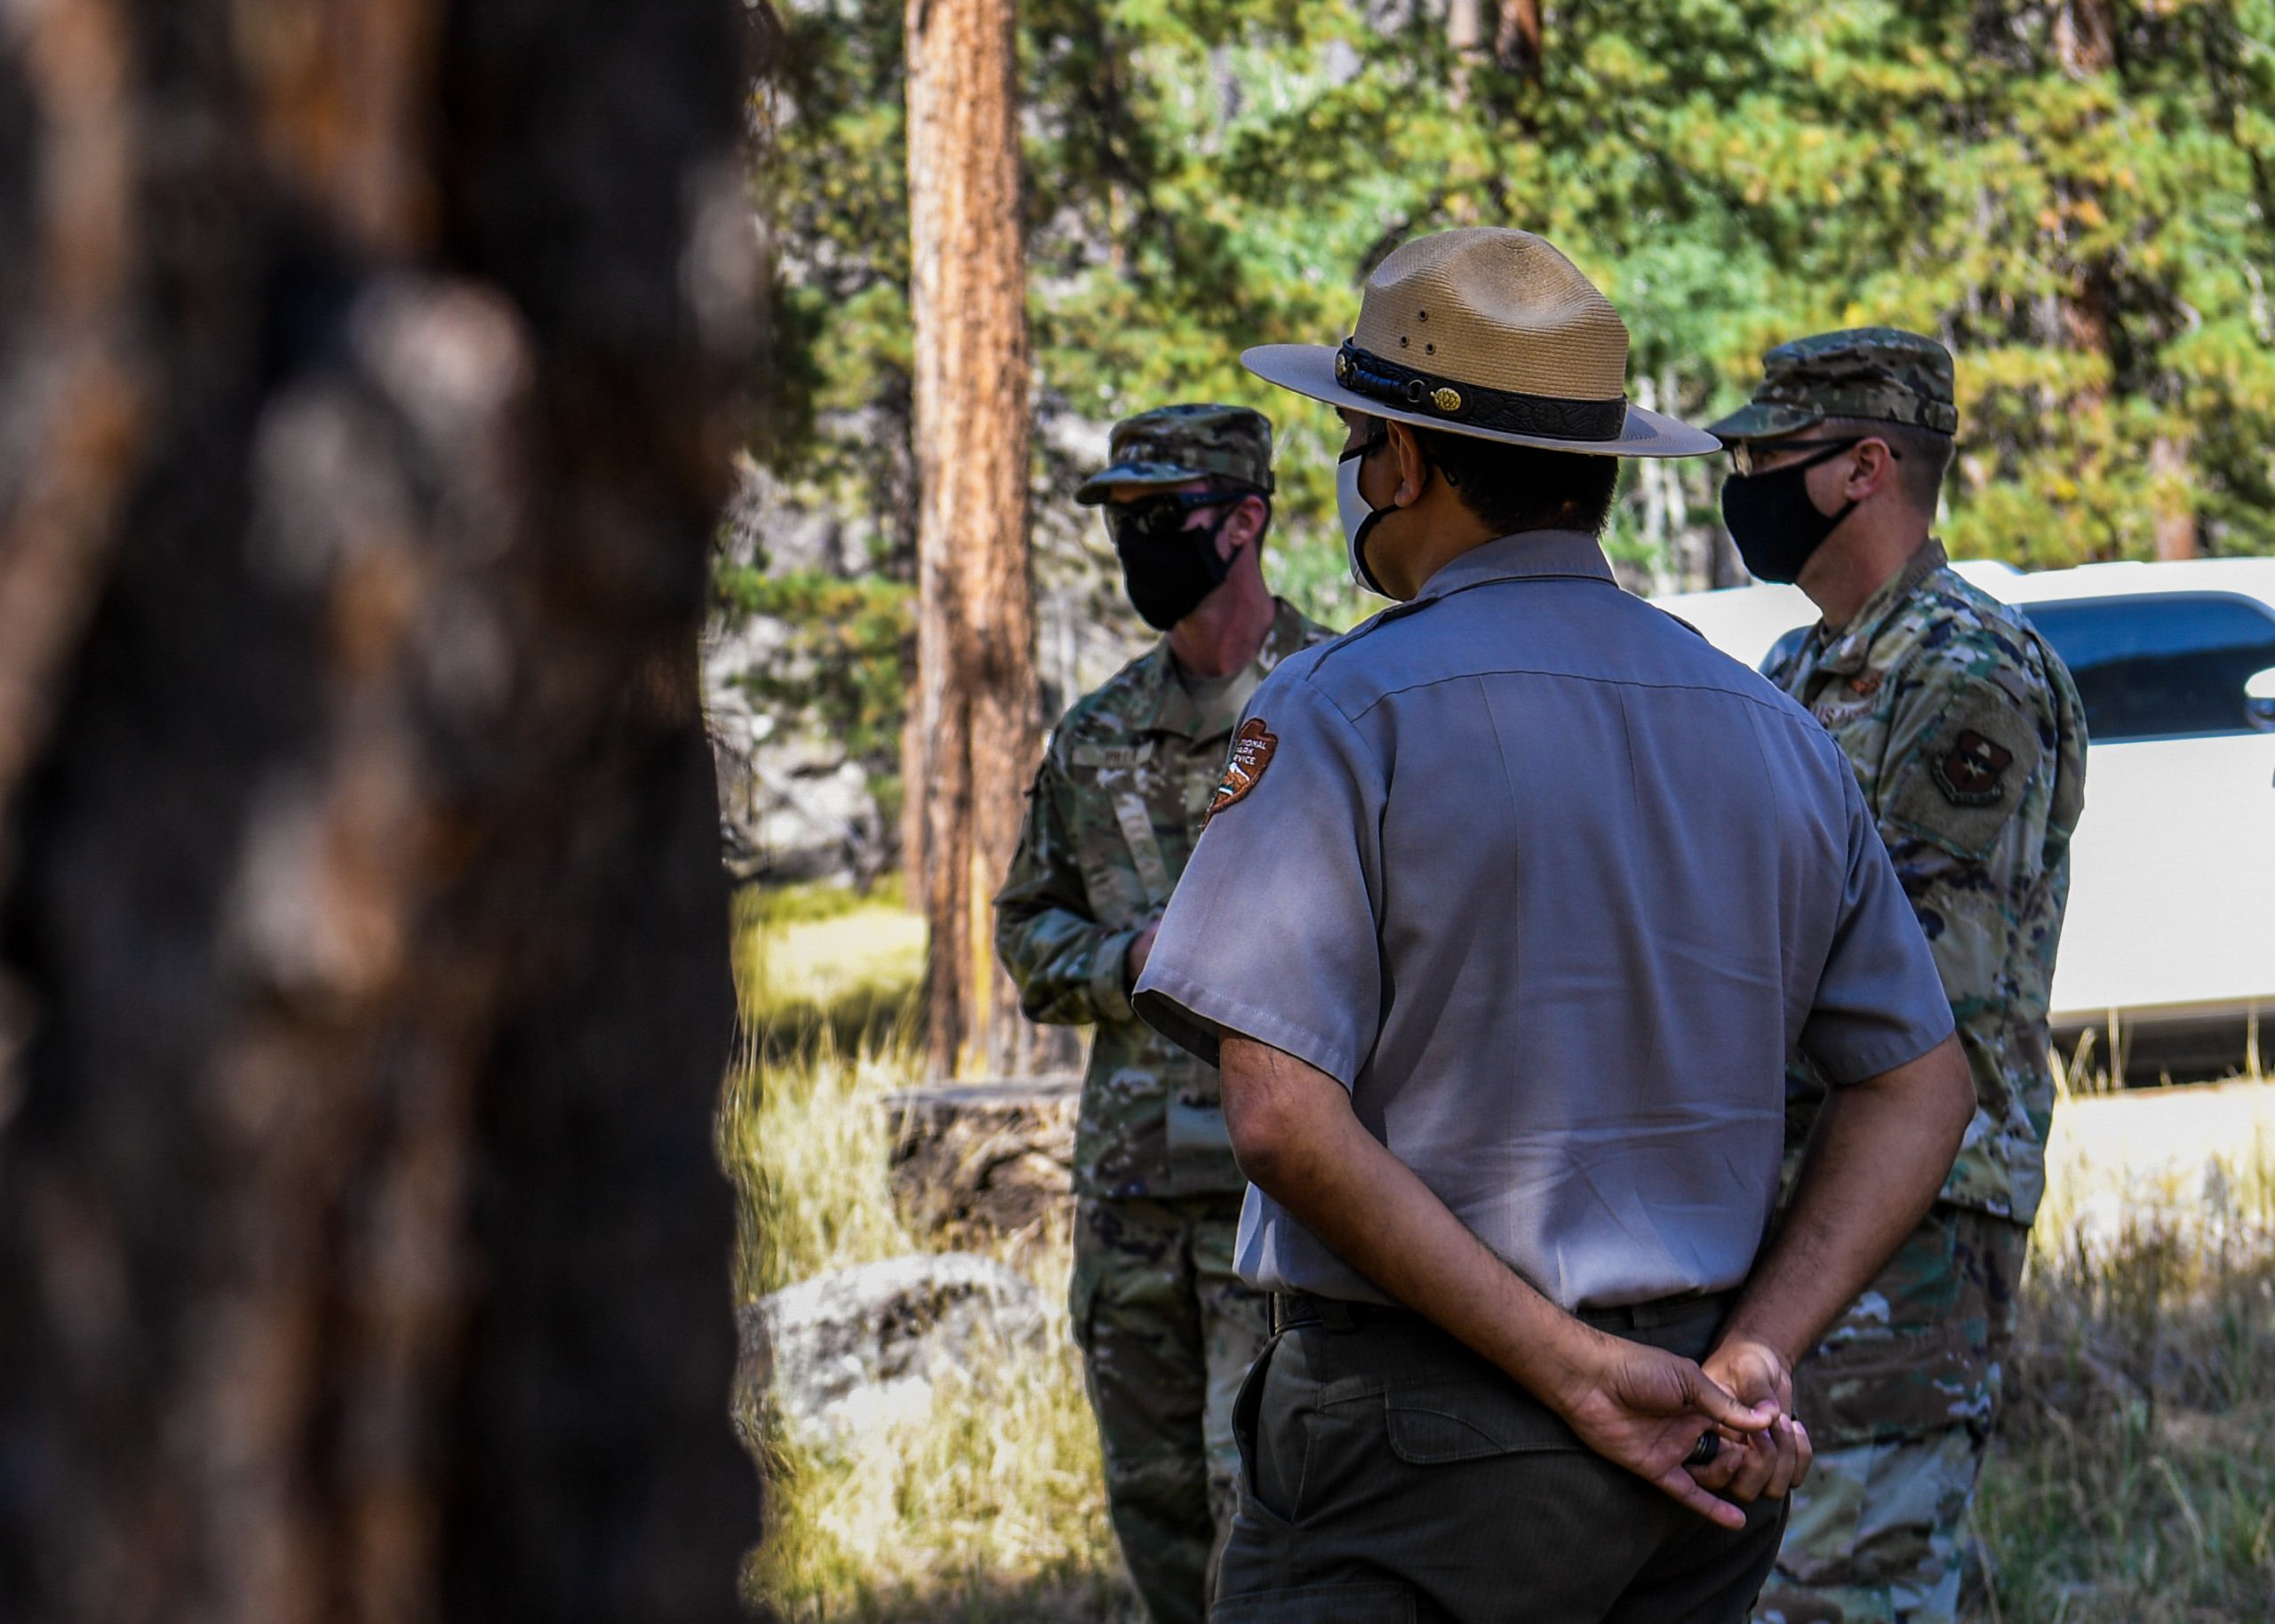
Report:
1205,718,1277,822
1932,727,2015,807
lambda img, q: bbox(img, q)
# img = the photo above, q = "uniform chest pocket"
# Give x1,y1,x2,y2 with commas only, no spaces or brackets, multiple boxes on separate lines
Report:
1069,800,1155,923
1383,1378,1583,1465
1107,793,1174,904
1066,745,1179,918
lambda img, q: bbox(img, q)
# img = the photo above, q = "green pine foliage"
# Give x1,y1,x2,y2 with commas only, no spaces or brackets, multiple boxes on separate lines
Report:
766,0,2275,592
714,566,915,764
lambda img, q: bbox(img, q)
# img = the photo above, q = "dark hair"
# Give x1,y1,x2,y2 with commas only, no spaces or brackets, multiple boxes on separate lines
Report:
1413,427,1622,537
1823,417,1954,516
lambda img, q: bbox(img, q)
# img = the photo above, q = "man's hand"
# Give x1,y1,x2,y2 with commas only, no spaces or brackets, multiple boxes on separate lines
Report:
1687,1337,1809,1503
1550,1327,1779,1531
1219,1034,1784,1531
1125,919,1161,984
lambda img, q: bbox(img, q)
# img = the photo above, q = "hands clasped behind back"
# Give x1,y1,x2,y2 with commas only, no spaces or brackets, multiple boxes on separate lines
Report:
1546,1321,1793,1530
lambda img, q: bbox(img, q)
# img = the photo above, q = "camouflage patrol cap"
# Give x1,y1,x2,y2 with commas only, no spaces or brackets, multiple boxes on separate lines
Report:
1706,328,1960,442
1074,403,1274,506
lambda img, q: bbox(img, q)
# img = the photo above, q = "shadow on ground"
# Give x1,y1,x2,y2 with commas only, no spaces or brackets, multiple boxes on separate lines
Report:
745,981,921,1071
750,1565,1141,1624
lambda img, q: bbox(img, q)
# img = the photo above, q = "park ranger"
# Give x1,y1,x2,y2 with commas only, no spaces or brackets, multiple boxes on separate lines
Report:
1131,229,1977,1622
994,404,1335,1624
1711,331,2089,1624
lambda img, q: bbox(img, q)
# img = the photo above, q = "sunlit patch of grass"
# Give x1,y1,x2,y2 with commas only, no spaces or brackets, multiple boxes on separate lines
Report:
725,884,1132,1621
723,1030,923,1300
731,877,925,1041
2034,1078,2275,1266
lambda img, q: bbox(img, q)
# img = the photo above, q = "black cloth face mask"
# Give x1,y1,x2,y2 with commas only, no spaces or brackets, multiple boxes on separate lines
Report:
1105,491,1250,631
1720,439,1862,585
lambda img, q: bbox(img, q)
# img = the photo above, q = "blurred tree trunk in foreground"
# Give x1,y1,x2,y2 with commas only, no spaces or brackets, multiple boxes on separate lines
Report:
0,3,762,1620
906,0,1042,1079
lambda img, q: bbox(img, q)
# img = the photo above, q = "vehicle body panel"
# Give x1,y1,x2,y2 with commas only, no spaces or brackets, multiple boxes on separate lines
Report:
1655,559,2275,1075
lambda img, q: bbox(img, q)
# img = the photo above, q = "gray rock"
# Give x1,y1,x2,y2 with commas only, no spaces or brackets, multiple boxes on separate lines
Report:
702,610,888,884
742,1253,1049,1451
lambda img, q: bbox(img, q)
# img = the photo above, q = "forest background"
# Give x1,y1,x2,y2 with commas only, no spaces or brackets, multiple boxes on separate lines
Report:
725,0,2275,907
724,2,2275,1613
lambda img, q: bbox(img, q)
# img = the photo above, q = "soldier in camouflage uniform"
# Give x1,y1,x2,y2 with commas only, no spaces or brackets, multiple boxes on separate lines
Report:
994,405,1335,1624
1709,331,2089,1624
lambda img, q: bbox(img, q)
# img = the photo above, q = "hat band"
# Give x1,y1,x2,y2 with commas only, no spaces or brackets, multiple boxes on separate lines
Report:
1335,341,1626,442
1754,386,1958,435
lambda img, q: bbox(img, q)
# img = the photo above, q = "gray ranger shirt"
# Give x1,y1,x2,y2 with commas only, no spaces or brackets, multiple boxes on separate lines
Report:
1132,529,1953,1312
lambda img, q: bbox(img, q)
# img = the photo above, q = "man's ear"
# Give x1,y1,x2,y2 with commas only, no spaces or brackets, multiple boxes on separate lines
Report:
1385,422,1431,507
1218,492,1269,561
1845,437,1897,502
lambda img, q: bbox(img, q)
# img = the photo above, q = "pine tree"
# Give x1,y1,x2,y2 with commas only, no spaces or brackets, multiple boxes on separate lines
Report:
906,0,1045,1076
0,2,762,1616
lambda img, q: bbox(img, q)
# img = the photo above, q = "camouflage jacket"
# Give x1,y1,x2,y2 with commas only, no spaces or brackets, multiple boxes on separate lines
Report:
1764,542,2088,1224
995,600,1335,1198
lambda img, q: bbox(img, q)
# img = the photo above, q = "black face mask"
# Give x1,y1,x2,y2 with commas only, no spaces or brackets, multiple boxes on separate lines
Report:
1720,441,1860,585
1106,492,1249,631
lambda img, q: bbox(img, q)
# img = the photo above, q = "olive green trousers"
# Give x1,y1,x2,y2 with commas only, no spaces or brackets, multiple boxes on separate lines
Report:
1214,1294,1785,1623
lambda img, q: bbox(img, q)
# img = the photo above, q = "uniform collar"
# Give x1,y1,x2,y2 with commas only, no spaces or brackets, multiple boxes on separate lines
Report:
1810,538,1949,677
1409,529,1618,607
1144,598,1312,741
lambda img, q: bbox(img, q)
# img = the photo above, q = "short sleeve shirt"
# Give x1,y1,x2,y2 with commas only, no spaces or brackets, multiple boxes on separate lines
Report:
1132,529,1954,1311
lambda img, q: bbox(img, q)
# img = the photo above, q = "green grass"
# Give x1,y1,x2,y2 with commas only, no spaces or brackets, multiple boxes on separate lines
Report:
727,881,2275,1621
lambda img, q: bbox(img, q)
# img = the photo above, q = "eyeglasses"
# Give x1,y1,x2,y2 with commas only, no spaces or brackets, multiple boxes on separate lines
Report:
1725,436,1896,478
1341,425,1390,464
1103,490,1237,553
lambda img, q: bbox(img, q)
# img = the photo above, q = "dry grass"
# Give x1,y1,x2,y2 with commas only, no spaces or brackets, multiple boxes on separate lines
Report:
729,883,2275,1622
725,885,1132,1621
1975,1095,2275,1621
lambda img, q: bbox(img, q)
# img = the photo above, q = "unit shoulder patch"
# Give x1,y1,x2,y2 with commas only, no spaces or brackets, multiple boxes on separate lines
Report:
1884,694,2042,862
1931,728,2015,808
1205,718,1277,822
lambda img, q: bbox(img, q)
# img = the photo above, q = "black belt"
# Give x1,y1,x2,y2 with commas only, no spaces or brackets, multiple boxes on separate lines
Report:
1271,1287,1736,1338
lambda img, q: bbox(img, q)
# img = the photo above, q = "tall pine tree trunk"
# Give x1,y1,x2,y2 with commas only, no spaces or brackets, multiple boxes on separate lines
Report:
1495,0,1542,74
2150,432,2199,559
2052,0,2198,561
906,0,1042,1079
0,2,762,1619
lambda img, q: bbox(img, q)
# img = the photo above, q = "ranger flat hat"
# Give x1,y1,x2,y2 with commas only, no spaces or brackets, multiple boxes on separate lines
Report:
1707,327,1960,442
1241,227,1717,458
1074,402,1275,505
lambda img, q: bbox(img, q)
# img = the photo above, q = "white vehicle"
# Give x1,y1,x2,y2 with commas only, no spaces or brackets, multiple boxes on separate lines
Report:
1656,559,2275,1080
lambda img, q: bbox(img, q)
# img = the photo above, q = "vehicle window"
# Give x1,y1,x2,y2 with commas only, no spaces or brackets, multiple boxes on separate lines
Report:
2023,593,2275,743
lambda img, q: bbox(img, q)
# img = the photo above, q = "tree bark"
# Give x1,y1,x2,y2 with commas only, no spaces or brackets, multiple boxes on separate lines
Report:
1495,0,1543,75
0,3,762,1620
2150,433,2199,560
906,0,1042,1079
2055,0,2118,77
1448,0,1485,107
